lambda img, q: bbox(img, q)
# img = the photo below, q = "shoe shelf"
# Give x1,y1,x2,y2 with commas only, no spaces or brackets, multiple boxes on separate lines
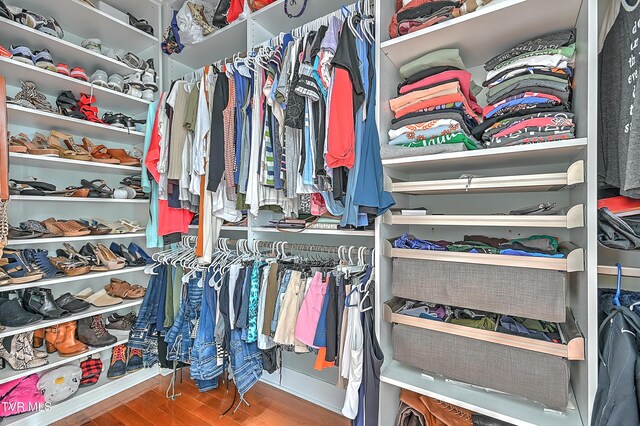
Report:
387,161,584,195
0,17,135,77
380,360,582,426
0,57,150,116
251,227,375,237
381,139,587,175
18,0,159,53
380,0,582,69
10,195,148,204
0,330,129,386
8,232,146,246
0,266,147,293
7,105,144,145
0,299,143,339
4,366,157,426
382,241,585,272
9,153,142,175
383,205,585,229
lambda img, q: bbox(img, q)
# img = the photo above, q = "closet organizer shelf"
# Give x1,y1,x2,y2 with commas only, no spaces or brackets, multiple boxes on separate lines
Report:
10,195,148,204
0,331,129,386
251,227,375,236
0,57,150,116
381,138,587,175
380,0,582,68
17,0,159,52
387,161,584,195
0,299,143,339
0,17,135,76
169,19,248,69
9,153,142,174
4,367,157,426
6,105,145,145
380,360,582,426
382,241,585,272
7,232,146,246
0,266,147,293
383,205,584,229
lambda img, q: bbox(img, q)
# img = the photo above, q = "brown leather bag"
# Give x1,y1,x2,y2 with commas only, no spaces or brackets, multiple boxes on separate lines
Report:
0,76,9,255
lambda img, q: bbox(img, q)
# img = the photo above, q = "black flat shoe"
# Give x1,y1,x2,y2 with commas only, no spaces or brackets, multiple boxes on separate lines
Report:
55,293,90,313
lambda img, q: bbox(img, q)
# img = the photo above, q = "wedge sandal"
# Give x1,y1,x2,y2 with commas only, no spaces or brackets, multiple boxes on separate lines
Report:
82,138,120,164
48,131,92,161
1,249,44,284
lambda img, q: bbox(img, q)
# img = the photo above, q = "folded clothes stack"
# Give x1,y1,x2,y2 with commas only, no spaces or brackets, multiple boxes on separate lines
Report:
396,299,561,342
393,233,565,258
388,0,500,39
472,29,577,148
383,48,483,159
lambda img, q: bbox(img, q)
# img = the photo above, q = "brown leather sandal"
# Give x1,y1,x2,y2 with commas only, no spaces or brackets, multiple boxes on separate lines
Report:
105,280,145,299
48,131,92,161
82,138,120,164
10,133,58,156
106,149,140,166
42,218,90,237
50,257,91,276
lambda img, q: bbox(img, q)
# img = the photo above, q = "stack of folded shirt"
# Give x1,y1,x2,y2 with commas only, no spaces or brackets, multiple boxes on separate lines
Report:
383,48,483,159
389,0,499,39
472,29,577,148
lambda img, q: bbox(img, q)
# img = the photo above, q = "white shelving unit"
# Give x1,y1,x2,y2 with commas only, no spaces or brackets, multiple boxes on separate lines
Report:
1,0,160,423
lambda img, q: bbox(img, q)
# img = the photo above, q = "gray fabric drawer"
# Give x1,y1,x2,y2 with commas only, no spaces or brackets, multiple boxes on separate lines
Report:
393,324,570,410
392,258,566,322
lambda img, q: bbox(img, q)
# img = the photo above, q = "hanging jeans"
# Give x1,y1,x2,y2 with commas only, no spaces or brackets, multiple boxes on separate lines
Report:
229,328,263,399
165,272,204,363
190,270,224,392
129,265,166,367
271,269,292,332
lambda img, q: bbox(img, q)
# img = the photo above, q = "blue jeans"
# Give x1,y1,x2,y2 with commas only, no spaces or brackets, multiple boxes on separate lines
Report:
229,329,262,398
191,270,224,392
271,269,291,332
129,264,165,367
165,272,203,363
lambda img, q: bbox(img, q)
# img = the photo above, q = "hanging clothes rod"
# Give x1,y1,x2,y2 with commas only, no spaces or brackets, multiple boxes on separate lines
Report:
598,265,640,277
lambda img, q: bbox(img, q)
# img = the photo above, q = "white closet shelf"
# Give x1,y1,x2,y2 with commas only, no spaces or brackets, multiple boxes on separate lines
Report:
383,205,584,229
5,367,157,426
252,227,375,236
381,138,587,175
598,265,640,277
382,241,584,272
8,232,146,246
0,17,135,76
169,19,248,69
0,330,129,386
10,195,148,204
0,58,150,116
7,105,145,145
380,361,583,426
380,0,581,69
0,299,143,339
18,0,159,53
0,266,147,293
9,153,142,174
251,0,353,40
386,161,584,195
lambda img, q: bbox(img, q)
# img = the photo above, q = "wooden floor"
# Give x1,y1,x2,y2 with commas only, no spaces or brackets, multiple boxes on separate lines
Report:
52,372,349,426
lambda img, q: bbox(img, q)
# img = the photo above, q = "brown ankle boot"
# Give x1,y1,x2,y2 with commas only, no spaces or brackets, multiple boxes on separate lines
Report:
45,322,88,357
33,329,45,348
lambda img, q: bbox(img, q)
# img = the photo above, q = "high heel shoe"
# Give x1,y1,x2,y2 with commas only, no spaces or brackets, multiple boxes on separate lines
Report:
45,322,88,357
95,244,125,270
78,243,109,272
48,130,92,161
109,243,142,267
128,242,152,264
22,288,70,319
0,333,49,370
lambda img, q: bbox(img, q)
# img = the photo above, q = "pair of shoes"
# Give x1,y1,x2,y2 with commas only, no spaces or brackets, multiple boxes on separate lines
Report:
0,332,48,371
8,45,56,72
128,13,154,36
7,6,63,38
8,80,55,112
101,112,145,132
42,322,88,357
91,70,125,93
22,288,69,319
42,218,91,237
56,64,87,81
104,278,146,299
75,288,122,307
77,315,117,347
1,249,44,284
0,292,43,326
9,133,57,156
106,312,137,331
110,243,149,266
107,344,143,379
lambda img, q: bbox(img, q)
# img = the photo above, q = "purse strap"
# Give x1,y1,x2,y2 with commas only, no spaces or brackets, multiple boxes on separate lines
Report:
0,76,9,250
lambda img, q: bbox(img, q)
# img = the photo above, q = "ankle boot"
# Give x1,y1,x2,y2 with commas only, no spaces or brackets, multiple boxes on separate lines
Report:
0,333,49,370
45,322,88,357
78,316,117,347
33,328,45,348
22,288,70,319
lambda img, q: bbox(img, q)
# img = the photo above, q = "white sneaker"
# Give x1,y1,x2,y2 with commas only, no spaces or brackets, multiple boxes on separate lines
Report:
141,89,154,102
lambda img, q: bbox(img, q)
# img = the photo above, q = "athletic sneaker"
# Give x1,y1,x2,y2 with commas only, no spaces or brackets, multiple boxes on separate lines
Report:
36,17,64,39
8,45,33,65
32,49,56,71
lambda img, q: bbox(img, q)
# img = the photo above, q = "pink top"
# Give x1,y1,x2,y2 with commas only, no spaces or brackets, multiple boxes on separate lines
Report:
399,70,482,115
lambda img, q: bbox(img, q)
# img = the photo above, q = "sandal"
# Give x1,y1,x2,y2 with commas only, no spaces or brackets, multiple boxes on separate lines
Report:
20,220,53,237
8,137,27,153
1,249,44,284
118,219,145,233
10,133,58,156
42,218,90,237
49,257,91,276
127,13,154,36
102,112,126,128
105,149,140,166
58,186,90,198
82,138,120,164
63,137,94,160
0,269,12,286
56,91,86,120
94,244,125,270
48,130,92,161
78,243,109,271
92,218,129,234
105,279,145,299
8,226,42,240
78,93,104,124
80,179,113,198
10,177,56,192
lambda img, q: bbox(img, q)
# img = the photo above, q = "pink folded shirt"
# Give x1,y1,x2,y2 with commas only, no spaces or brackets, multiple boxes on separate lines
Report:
400,69,481,115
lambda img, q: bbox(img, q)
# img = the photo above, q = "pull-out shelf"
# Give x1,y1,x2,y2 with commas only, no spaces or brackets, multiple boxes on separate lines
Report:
384,297,584,361
383,205,584,229
387,161,584,195
383,240,584,272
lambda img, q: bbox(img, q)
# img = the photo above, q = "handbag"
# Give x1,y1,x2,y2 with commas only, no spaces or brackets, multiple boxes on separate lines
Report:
0,76,9,257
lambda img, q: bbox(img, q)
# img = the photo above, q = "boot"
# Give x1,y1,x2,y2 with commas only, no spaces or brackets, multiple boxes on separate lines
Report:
22,288,69,319
45,321,88,357
27,331,47,359
0,333,49,370
107,344,127,379
33,328,45,348
77,316,117,347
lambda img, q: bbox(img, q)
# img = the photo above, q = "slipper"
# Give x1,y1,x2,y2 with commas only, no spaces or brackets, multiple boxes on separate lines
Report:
10,177,56,192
